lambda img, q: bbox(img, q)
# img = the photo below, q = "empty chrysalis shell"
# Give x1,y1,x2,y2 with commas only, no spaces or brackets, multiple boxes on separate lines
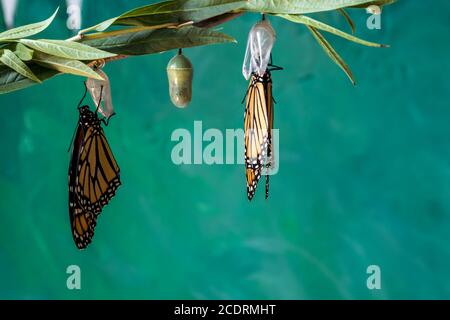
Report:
242,19,276,80
167,51,193,108
86,68,114,119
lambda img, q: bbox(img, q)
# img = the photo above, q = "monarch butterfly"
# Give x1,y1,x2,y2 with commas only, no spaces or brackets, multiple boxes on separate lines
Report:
244,69,275,200
68,86,121,249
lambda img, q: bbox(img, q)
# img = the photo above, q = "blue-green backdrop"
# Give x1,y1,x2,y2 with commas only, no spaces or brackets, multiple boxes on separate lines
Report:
0,0,449,299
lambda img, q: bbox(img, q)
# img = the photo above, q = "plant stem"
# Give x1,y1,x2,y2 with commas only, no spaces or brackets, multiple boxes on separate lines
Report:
87,54,129,68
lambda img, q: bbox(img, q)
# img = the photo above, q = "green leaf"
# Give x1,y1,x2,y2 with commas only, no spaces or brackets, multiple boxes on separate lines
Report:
277,14,386,47
0,0,399,95
0,49,41,83
81,26,236,56
32,52,103,80
244,0,381,14
79,0,398,35
0,64,58,94
19,39,116,60
307,26,355,85
117,0,246,26
194,11,243,28
0,8,59,41
14,43,34,61
338,9,355,34
80,18,118,34
80,0,247,33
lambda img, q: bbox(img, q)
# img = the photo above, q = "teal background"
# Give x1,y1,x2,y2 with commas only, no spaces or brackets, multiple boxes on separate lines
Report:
0,0,449,299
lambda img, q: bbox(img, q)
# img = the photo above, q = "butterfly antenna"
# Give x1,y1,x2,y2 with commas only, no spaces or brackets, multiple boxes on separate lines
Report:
77,82,88,109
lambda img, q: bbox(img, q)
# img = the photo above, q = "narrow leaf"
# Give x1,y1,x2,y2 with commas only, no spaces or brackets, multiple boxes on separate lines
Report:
116,0,246,27
244,0,380,14
80,0,247,33
0,49,41,82
0,64,58,94
0,8,59,41
14,43,34,61
307,26,355,85
81,26,236,56
20,39,116,60
79,18,118,34
194,11,243,28
278,14,387,47
338,9,355,34
32,52,103,80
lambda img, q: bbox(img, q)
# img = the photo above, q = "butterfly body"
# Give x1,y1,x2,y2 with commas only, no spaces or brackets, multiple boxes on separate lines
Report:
69,105,121,249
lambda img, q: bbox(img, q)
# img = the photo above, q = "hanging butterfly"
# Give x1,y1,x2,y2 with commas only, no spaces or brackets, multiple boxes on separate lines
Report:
244,63,281,201
68,85,121,249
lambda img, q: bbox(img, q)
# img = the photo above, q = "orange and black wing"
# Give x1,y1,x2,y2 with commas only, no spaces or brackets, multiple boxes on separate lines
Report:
69,124,97,249
76,125,121,215
69,110,121,249
246,167,261,200
244,74,270,171
244,72,273,200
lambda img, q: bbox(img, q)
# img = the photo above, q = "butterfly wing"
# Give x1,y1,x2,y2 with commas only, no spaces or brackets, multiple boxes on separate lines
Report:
68,107,121,249
246,167,261,200
244,74,270,170
69,123,97,249
76,125,121,215
244,72,272,200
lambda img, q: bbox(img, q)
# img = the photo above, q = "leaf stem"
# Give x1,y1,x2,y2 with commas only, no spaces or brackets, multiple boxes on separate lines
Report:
87,54,129,68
